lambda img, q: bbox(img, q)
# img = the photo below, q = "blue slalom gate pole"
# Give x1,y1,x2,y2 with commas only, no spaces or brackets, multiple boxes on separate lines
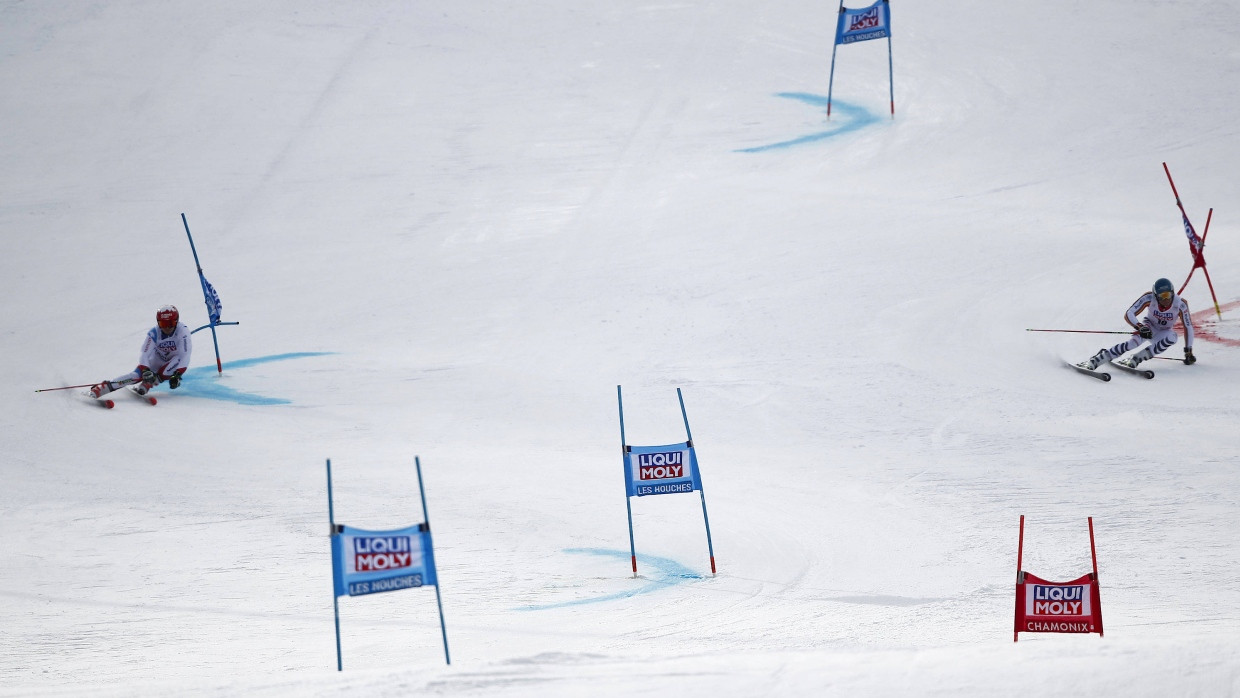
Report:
416,457,451,665
326,459,343,672
181,213,238,373
617,385,638,577
677,389,716,575
826,0,844,119
885,0,894,118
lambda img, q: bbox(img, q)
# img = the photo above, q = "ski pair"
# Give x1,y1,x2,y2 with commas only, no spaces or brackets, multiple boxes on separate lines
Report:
88,385,158,409
1070,358,1154,381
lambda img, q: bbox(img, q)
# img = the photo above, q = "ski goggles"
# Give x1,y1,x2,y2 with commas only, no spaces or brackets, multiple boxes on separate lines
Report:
1156,290,1173,304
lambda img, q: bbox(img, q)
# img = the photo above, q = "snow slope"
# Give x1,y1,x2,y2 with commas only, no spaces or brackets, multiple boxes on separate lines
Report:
3,1,1239,695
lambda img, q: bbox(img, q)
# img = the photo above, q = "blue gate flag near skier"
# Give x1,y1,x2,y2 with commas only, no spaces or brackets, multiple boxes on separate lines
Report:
326,457,450,669
202,276,223,325
827,0,895,119
181,213,239,374
617,386,717,576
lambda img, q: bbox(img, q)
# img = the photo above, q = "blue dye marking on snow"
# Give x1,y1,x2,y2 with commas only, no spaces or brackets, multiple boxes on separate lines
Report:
516,548,702,611
736,94,880,153
170,352,336,405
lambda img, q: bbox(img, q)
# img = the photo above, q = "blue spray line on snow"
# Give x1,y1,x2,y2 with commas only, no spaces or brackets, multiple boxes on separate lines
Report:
516,548,702,611
736,95,880,153
172,352,337,405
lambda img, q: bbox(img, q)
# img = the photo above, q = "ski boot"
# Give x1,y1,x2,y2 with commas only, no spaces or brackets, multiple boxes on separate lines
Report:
1116,347,1153,369
89,380,114,398
134,369,158,396
1081,348,1110,371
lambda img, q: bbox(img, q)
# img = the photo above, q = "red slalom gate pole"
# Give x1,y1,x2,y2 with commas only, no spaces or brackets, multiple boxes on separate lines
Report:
1088,517,1098,579
1016,515,1025,579
1164,163,1223,318
1194,209,1223,319
1088,516,1104,637
1014,515,1025,643
1163,161,1185,205
1202,265,1224,319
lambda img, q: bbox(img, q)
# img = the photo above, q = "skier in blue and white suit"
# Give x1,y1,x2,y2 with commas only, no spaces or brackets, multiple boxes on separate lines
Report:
1083,278,1196,369
90,305,193,397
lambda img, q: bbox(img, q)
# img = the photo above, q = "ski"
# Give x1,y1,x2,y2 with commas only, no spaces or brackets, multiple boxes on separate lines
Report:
1110,359,1154,380
1068,361,1111,382
128,386,158,405
82,390,116,408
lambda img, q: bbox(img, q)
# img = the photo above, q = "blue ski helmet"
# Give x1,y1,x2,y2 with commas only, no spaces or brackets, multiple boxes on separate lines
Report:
1153,278,1174,308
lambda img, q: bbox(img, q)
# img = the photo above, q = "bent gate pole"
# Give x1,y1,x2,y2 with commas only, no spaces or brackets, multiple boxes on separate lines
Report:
182,213,225,374
1163,164,1223,319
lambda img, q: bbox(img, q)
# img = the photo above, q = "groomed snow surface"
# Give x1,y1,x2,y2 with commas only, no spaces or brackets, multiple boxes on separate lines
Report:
3,1,1239,695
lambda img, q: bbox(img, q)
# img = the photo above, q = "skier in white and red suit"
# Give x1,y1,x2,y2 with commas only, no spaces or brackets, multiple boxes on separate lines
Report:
90,305,193,397
1081,277,1196,370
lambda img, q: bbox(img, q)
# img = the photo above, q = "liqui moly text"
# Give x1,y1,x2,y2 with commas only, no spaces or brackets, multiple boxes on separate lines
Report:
352,536,413,573
1028,584,1090,616
848,6,881,32
638,451,684,481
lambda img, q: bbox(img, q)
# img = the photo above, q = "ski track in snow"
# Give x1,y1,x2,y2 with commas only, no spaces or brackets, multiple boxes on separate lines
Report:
515,548,702,611
176,352,338,405
735,96,881,153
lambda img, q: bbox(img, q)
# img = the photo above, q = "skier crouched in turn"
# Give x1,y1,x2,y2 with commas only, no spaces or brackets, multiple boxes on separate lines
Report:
90,305,193,397
1081,278,1196,370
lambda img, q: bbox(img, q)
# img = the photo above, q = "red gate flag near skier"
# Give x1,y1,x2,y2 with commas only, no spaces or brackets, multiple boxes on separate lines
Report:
826,0,894,119
617,386,717,577
1014,515,1104,641
1162,163,1223,319
326,457,449,669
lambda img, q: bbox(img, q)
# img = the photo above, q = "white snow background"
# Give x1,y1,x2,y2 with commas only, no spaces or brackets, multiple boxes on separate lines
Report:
3,1,1240,695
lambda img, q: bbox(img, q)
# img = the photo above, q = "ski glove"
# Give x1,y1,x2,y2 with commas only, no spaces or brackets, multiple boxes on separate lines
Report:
140,368,158,384
1135,322,1152,339
168,374,181,389
1184,347,1196,365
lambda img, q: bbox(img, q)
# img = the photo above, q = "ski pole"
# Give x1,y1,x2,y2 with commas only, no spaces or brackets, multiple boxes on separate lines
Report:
36,376,142,393
1025,329,1134,335
35,383,100,393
